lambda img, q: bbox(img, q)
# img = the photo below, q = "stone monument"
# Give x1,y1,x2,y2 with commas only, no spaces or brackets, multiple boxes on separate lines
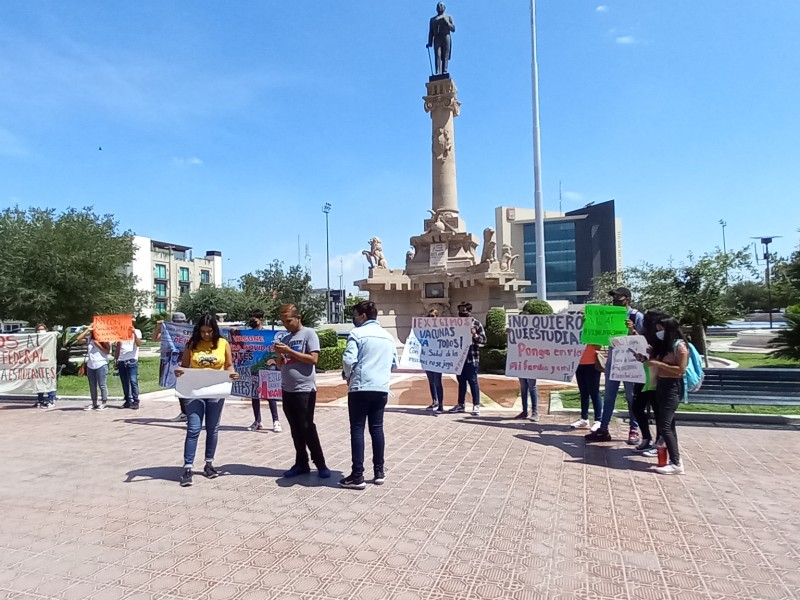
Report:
355,6,528,340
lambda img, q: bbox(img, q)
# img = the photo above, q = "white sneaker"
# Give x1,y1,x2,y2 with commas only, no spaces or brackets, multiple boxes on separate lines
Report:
590,421,601,432
570,419,590,429
247,421,263,431
654,462,685,475
273,421,282,433
471,405,480,416
170,413,188,422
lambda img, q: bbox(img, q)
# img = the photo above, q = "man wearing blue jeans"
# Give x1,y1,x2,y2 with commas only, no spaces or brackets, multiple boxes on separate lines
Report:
586,287,644,444
116,317,142,410
340,301,398,490
448,302,487,417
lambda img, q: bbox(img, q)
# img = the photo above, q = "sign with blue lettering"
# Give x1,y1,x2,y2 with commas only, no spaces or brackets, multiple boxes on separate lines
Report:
399,316,473,374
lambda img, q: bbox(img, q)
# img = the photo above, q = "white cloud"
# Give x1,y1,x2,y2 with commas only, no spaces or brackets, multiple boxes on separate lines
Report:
615,35,637,45
596,5,609,12
173,156,204,166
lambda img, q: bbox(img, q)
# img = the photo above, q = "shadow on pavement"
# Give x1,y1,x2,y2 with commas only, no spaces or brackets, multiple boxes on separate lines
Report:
221,463,345,488
124,465,184,483
515,432,654,472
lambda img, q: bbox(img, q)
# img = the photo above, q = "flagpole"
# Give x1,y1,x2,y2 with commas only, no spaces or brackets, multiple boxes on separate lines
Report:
531,0,547,300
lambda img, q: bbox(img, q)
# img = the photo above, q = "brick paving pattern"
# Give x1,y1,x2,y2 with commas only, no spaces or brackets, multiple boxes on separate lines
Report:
2,394,800,600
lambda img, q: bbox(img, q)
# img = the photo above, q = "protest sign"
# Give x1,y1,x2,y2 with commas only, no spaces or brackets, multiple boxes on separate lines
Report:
258,370,283,400
429,243,447,268
0,332,58,395
505,314,585,382
581,305,628,346
93,314,134,342
399,317,473,374
609,335,648,384
175,368,233,399
226,329,279,399
159,323,194,388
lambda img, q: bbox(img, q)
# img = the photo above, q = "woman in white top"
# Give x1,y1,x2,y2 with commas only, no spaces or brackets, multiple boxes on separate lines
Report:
76,324,111,410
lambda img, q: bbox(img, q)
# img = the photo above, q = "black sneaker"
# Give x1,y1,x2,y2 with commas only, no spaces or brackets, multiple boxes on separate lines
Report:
513,411,527,419
122,401,132,409
374,469,385,486
447,405,465,413
131,402,140,410
435,405,444,413
180,469,193,487
283,465,311,477
203,464,219,479
584,428,612,442
339,474,366,490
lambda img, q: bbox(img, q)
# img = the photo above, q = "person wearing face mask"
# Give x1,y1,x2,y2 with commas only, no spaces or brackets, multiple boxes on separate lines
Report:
585,287,644,443
423,308,445,413
244,310,282,433
630,310,668,456
34,324,57,408
340,301,398,489
447,302,487,416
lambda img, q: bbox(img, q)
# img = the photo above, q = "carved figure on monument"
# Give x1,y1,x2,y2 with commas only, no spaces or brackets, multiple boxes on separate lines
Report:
426,302,451,317
480,228,497,264
362,237,388,269
433,127,452,162
426,209,458,234
499,244,520,272
426,3,455,76
405,247,416,264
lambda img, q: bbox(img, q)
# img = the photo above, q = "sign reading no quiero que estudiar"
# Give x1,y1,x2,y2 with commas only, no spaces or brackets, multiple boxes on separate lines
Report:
505,314,586,382
400,317,473,374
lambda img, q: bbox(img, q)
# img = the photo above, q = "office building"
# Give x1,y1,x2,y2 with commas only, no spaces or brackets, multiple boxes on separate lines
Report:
495,199,622,304
129,236,223,316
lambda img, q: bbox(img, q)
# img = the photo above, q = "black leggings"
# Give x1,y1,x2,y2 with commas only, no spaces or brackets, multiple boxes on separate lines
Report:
656,378,682,465
631,385,660,442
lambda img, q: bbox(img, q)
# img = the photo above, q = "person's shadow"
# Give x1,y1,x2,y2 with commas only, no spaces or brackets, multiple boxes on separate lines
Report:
124,463,345,487
515,431,654,472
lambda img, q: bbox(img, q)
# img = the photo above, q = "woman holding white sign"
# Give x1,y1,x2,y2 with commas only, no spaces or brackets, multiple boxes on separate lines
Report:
423,309,445,413
175,314,239,487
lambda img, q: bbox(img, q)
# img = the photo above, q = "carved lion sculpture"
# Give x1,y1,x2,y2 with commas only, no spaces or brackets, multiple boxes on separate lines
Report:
499,244,519,272
362,237,388,269
480,227,497,264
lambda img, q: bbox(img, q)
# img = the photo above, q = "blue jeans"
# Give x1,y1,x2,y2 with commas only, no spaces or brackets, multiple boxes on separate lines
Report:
118,360,139,403
600,352,638,430
37,391,56,404
183,399,225,468
519,378,538,414
348,391,388,478
575,364,602,421
456,361,480,407
425,371,444,407
251,398,280,423
87,365,109,406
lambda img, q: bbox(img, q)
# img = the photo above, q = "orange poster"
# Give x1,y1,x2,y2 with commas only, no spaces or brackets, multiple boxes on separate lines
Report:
93,314,134,342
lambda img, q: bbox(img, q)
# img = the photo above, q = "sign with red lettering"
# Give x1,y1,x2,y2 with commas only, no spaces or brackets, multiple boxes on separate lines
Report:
0,332,58,395
505,314,586,382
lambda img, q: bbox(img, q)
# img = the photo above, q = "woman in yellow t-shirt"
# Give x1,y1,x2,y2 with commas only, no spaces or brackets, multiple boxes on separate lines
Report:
175,314,238,487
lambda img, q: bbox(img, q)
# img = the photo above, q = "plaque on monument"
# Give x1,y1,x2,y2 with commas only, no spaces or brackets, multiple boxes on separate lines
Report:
429,243,447,268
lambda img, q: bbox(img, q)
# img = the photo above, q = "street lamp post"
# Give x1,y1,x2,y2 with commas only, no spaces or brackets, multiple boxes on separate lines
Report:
530,0,547,300
719,219,728,285
752,236,781,329
323,203,332,323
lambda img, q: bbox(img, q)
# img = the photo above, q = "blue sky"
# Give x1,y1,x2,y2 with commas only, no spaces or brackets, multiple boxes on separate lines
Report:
2,1,799,292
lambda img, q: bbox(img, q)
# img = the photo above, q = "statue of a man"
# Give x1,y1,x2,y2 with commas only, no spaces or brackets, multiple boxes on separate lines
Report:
426,3,455,75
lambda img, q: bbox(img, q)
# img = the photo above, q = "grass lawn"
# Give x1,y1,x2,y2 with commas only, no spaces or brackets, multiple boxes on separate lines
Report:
57,357,163,397
557,390,800,415
709,352,800,369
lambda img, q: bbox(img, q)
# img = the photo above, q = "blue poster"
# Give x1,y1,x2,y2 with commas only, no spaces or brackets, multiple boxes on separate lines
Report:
226,328,280,399
159,323,193,388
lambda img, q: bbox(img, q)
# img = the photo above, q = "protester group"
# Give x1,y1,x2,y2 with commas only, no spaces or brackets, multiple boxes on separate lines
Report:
3,288,696,487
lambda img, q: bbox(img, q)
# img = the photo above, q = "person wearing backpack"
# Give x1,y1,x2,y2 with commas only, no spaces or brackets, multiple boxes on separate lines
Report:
645,317,688,475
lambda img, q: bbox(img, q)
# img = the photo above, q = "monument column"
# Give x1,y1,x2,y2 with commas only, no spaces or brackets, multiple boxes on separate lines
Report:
424,77,461,219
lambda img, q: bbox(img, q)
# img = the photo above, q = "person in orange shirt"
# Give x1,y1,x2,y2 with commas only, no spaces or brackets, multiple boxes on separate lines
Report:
571,344,602,430
175,314,238,487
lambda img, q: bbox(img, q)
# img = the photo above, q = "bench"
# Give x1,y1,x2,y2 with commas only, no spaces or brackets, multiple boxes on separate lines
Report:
687,368,800,407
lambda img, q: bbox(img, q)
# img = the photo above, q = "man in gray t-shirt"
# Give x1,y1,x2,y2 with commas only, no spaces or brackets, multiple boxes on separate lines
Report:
274,304,329,478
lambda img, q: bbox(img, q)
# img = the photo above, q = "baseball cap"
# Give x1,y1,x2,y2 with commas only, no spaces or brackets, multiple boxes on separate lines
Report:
171,312,187,323
607,287,632,299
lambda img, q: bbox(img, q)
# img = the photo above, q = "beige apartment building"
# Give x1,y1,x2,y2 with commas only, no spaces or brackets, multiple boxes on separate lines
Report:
129,236,223,316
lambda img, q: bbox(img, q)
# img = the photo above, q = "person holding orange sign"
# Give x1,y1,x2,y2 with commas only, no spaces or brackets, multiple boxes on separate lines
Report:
75,323,111,410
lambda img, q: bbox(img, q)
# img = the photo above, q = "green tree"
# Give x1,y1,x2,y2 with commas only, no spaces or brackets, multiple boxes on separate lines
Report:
344,294,368,319
240,260,325,327
521,299,554,315
485,307,507,349
175,286,263,322
0,206,144,326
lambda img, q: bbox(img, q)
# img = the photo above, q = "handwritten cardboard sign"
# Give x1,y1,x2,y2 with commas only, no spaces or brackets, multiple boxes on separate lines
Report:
399,316,473,374
93,314,133,342
608,335,648,384
505,314,585,382
580,305,628,346
258,370,283,400
0,332,58,395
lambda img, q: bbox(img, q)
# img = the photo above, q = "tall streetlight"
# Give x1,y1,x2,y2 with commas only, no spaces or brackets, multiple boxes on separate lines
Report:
752,235,781,329
530,0,547,300
323,203,332,323
719,220,728,285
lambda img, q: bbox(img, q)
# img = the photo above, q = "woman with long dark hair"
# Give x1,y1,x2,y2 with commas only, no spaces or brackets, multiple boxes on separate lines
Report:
424,308,445,413
175,314,238,487
645,317,688,475
631,310,668,455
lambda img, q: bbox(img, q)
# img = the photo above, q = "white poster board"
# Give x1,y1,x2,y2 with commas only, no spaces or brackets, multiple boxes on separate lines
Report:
0,332,58,395
399,316,473,374
608,335,648,384
505,314,585,382
175,368,233,399
429,243,447,268
258,370,283,400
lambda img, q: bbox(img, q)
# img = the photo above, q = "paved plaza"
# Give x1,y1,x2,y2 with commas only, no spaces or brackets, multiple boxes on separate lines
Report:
3,385,800,600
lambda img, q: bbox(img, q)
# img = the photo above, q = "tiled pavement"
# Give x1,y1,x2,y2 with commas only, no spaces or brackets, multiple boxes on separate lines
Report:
3,394,800,600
